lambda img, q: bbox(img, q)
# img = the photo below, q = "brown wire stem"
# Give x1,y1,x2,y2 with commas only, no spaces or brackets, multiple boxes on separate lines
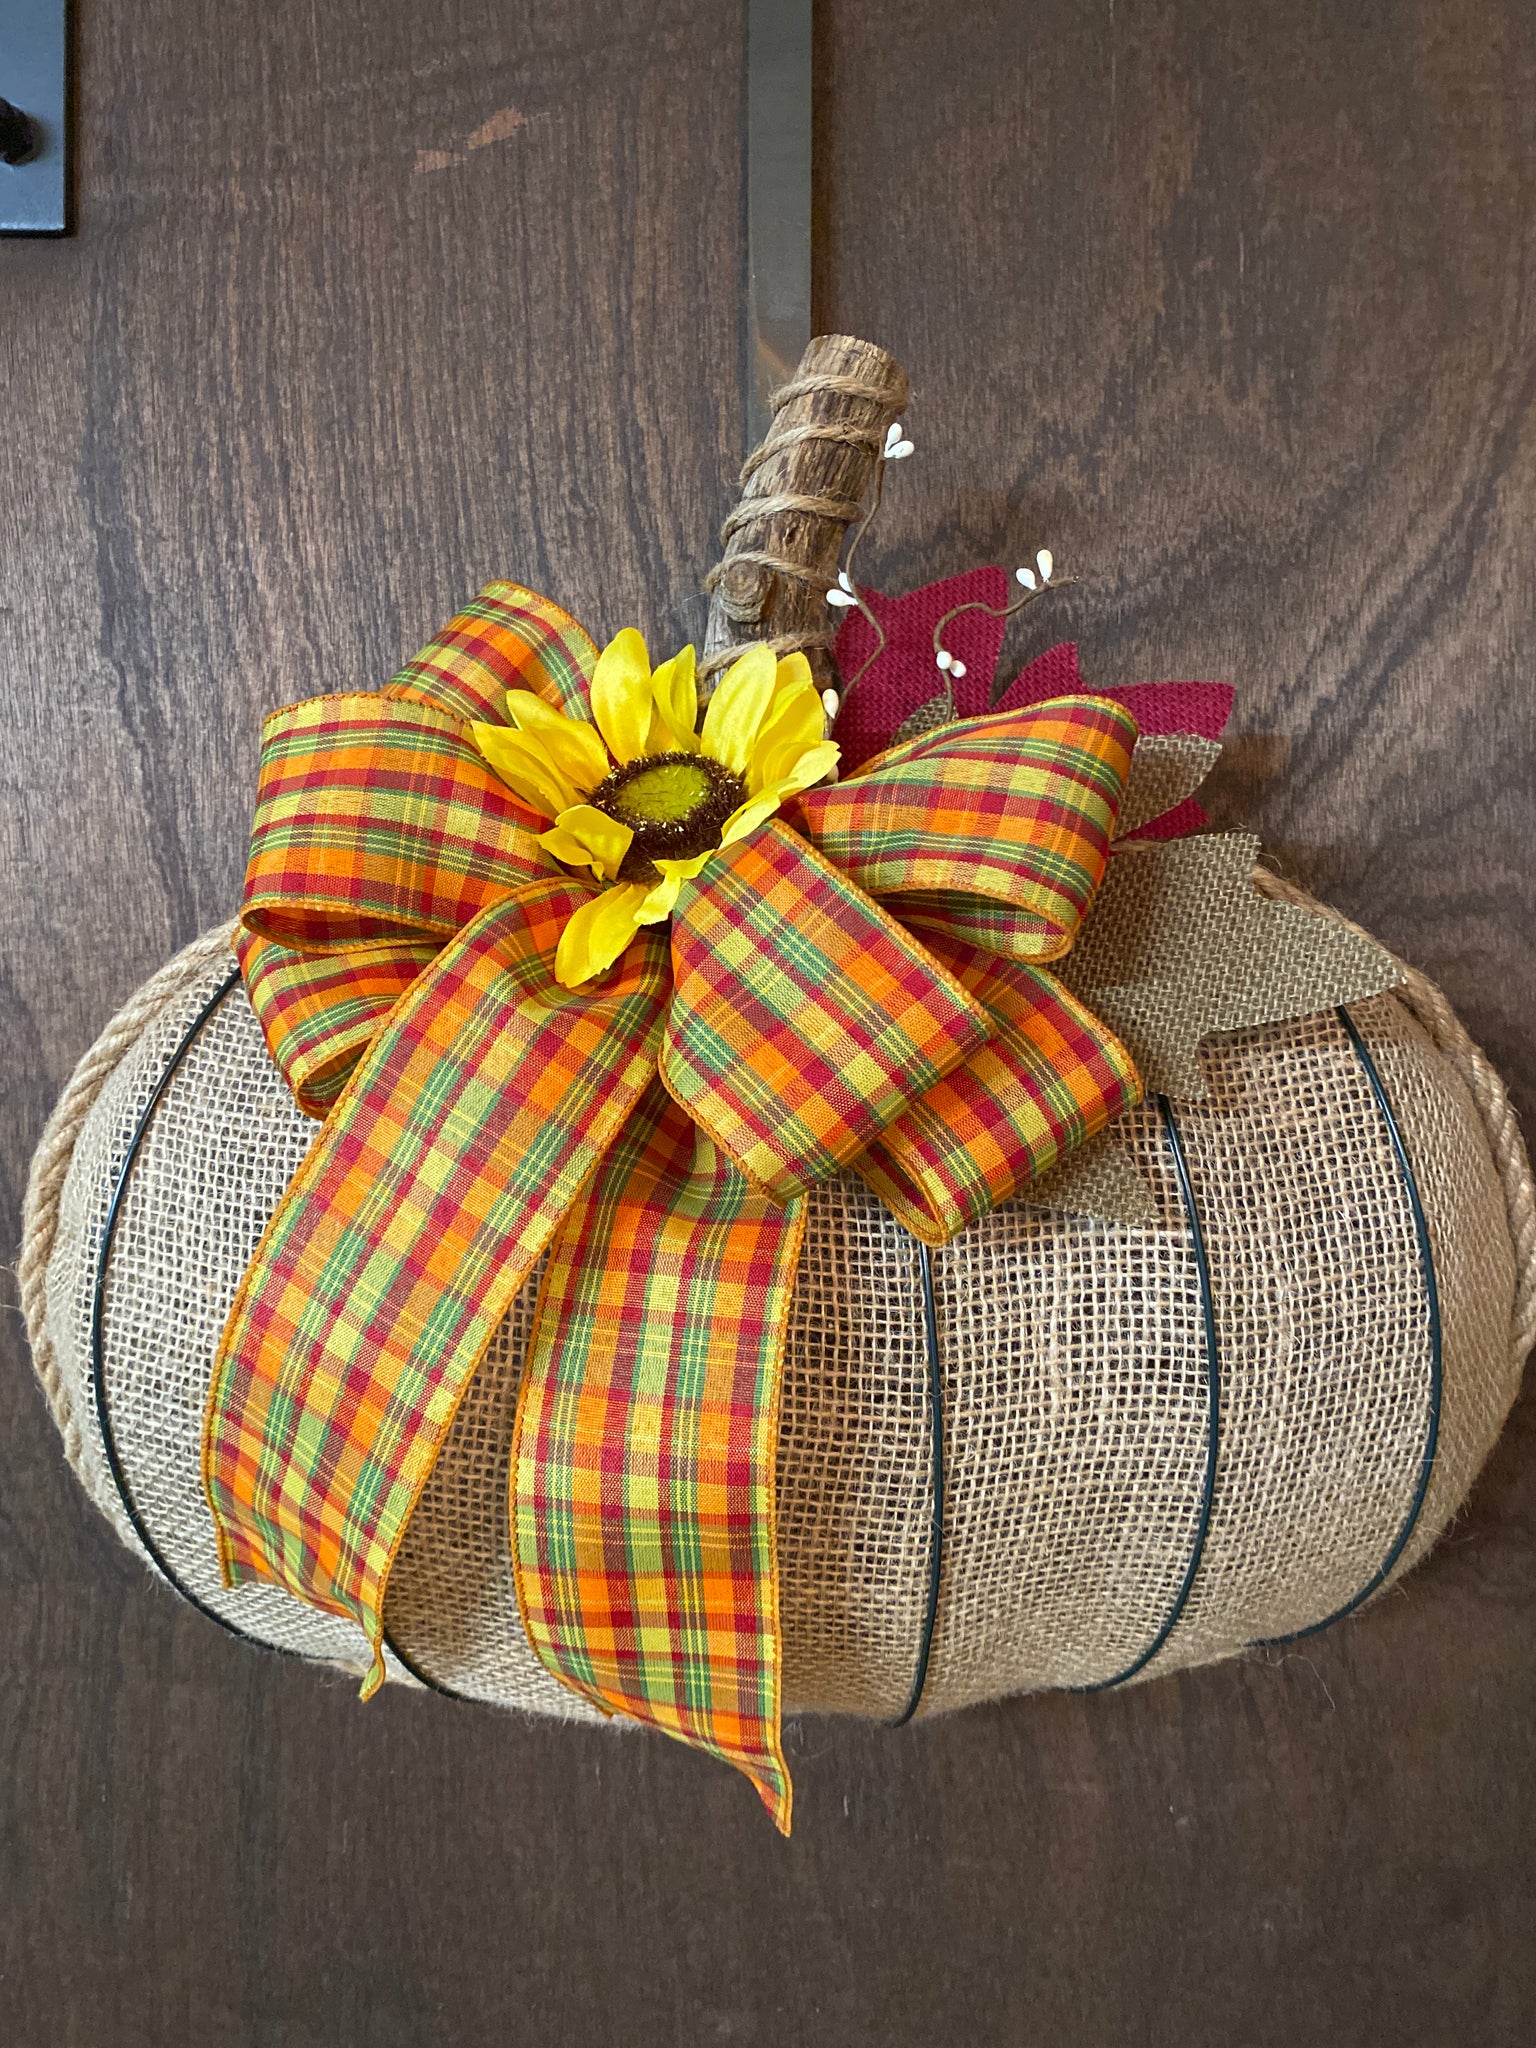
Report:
930,579,1076,704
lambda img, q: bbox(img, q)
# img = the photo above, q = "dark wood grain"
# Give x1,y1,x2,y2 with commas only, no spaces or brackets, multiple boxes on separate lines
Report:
2,2,1533,2042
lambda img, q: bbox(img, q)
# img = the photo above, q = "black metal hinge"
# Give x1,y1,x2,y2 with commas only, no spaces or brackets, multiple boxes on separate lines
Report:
1,0,67,235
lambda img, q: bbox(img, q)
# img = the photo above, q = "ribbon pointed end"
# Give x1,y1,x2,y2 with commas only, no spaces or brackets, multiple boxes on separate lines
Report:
757,1766,793,1838
359,1639,388,1701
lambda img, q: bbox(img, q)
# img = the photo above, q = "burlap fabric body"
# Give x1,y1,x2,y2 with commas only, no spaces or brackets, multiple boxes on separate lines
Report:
23,885,1535,1725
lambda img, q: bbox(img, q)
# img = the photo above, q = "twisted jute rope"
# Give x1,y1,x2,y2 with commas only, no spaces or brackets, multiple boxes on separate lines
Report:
699,364,899,683
19,920,240,1515
20,890,1536,1516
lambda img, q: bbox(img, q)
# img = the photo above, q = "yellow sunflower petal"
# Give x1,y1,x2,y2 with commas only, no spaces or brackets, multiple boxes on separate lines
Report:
502,689,612,794
634,873,683,924
653,849,715,888
748,676,826,793
757,736,840,796
590,628,655,765
555,883,652,988
631,847,716,924
718,745,839,847
768,650,815,713
718,792,787,848
648,645,699,754
471,722,580,821
700,643,778,776
538,804,635,880
654,850,716,881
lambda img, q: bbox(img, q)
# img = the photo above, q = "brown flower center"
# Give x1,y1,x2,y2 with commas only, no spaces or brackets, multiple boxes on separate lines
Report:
591,751,747,881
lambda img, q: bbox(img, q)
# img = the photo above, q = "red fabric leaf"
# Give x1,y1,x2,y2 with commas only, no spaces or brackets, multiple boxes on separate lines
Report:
832,567,1009,772
833,561,1237,786
996,643,1234,841
1130,795,1210,843
998,642,1234,742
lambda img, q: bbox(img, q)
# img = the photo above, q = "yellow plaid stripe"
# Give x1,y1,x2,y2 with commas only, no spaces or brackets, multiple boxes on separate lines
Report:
513,1081,803,1831
237,929,439,1117
661,822,991,1202
204,884,671,1684
857,936,1143,1242
795,697,1137,962
380,580,598,724
243,694,550,952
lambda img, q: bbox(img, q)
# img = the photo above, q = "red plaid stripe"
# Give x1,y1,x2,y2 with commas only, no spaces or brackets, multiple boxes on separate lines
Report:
514,1081,801,1832
856,931,1143,1242
794,697,1137,962
893,892,1104,963
661,821,992,1202
237,929,439,1117
381,581,598,724
243,694,550,951
205,883,671,1680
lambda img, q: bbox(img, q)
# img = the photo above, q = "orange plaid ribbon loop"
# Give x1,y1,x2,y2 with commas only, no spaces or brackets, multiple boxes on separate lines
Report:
203,581,1141,1830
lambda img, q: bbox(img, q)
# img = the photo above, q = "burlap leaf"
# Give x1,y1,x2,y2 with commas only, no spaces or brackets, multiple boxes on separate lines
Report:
1057,833,1404,1100
1115,733,1222,839
1020,1128,1161,1227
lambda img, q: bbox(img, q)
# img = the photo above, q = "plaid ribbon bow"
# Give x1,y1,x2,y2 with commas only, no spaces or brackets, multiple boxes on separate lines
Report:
203,582,1142,1831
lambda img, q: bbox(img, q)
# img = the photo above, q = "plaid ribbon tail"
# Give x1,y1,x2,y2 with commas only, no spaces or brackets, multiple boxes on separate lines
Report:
513,1079,804,1832
203,881,671,1687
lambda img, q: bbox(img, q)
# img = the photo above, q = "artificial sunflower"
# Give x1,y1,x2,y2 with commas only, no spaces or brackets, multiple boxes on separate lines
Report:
471,632,839,987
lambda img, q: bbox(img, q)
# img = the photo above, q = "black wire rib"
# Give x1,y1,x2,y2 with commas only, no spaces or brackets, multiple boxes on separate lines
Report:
1252,1005,1444,1648
91,965,475,1700
89,969,286,1653
892,1239,946,1726
379,1625,471,1701
1070,1095,1222,1692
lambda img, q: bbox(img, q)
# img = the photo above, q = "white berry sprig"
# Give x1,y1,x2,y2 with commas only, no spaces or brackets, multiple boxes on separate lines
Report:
818,421,917,727
932,547,1070,682
1014,547,1053,592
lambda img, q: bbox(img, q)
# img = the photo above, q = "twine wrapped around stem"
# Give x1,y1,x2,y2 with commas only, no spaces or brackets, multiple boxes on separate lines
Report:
702,334,909,692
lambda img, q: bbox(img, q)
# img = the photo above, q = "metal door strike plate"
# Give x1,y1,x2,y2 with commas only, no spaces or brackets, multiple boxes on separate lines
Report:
1,0,67,234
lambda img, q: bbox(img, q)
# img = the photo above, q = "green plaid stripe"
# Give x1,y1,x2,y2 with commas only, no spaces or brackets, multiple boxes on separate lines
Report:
205,882,671,1685
661,822,991,1202
244,694,548,950
237,929,439,1116
513,1080,802,1831
857,938,1143,1241
795,696,1138,959
381,580,599,724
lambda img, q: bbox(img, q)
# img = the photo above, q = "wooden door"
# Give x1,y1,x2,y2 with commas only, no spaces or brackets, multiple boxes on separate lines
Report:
3,2,1533,2039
